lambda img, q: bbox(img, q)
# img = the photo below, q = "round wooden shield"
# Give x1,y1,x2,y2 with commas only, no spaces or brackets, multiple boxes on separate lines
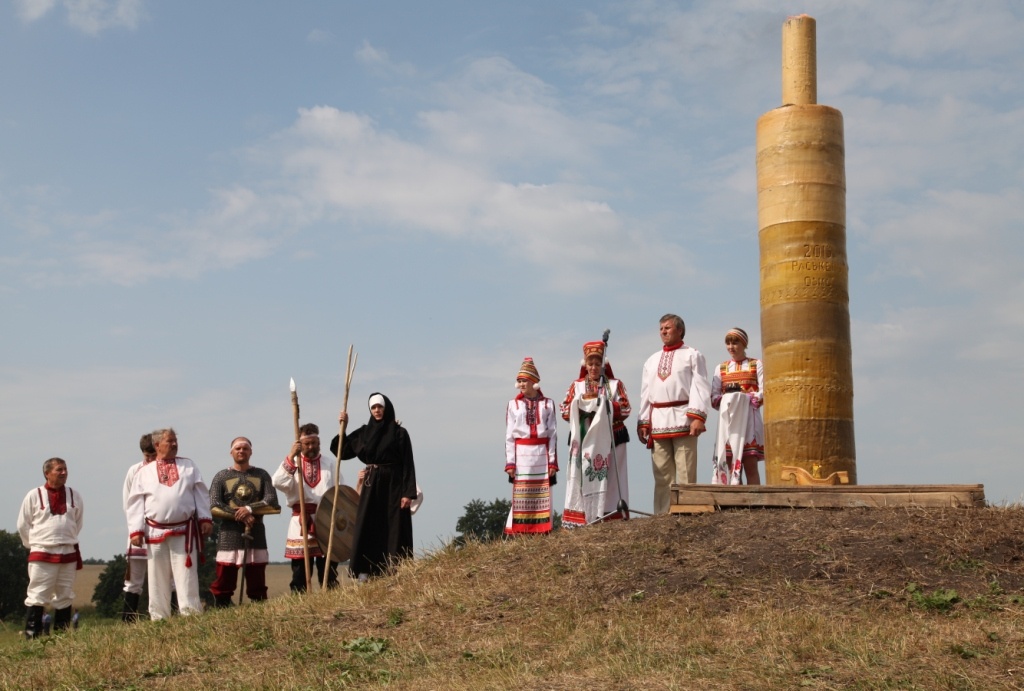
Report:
314,485,361,563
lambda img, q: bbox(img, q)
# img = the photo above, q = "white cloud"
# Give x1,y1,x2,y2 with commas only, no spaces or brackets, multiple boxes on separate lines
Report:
15,0,144,34
355,40,417,77
13,0,56,22
306,28,330,44
68,0,142,34
12,53,675,289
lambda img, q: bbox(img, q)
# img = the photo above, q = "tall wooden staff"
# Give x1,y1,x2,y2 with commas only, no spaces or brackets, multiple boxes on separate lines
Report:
290,377,312,592
323,346,357,590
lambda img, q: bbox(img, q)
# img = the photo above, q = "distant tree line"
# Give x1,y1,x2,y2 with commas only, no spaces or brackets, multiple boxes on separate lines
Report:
454,498,561,545
0,530,29,621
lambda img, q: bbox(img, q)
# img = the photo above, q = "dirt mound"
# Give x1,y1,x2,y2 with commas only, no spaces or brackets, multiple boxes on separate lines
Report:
540,507,1024,606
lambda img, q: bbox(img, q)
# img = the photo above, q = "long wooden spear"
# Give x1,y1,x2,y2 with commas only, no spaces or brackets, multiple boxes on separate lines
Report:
323,346,357,590
290,377,312,593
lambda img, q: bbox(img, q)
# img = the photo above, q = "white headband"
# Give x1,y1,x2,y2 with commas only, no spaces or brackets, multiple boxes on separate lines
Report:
369,394,385,409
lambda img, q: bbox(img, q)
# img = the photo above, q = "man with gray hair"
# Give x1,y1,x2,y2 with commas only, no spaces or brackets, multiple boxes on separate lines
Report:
637,314,712,513
126,428,212,619
17,457,84,638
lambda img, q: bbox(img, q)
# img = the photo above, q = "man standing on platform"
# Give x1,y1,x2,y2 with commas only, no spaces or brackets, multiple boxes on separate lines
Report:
272,423,341,592
121,433,156,622
17,458,84,638
209,436,280,606
126,428,212,620
637,314,712,513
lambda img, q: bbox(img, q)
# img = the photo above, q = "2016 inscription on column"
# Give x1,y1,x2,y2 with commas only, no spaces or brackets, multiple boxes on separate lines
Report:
761,238,848,304
791,243,837,274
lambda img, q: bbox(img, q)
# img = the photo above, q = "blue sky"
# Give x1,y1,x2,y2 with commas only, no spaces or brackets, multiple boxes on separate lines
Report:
2,0,1022,561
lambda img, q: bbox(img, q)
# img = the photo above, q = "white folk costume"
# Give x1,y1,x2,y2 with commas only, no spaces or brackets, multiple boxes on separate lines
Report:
711,349,765,485
638,342,712,441
126,456,212,620
638,339,712,512
504,357,558,535
561,342,632,528
18,484,84,612
271,452,336,560
122,459,151,595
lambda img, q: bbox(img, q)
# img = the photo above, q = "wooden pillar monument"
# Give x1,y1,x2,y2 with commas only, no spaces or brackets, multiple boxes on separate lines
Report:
757,15,857,485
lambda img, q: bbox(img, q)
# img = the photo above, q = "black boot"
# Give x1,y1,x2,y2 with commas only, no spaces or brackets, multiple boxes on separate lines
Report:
213,594,234,608
289,558,308,593
54,606,72,632
24,605,44,639
122,592,141,623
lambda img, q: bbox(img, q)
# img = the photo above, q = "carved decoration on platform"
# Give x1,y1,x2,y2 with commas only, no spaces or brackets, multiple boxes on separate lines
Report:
779,464,850,486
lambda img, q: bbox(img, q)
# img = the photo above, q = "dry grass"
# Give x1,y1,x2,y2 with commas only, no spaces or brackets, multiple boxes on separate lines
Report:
70,564,299,610
2,507,1023,690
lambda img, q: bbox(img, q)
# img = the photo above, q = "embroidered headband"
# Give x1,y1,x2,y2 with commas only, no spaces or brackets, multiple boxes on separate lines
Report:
725,328,749,347
230,437,252,449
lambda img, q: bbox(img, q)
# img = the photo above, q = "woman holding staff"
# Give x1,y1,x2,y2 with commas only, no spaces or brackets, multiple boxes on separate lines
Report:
503,357,558,536
561,340,632,527
333,393,417,580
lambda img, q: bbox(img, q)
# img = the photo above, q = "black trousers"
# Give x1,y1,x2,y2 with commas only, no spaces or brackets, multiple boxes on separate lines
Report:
289,556,339,592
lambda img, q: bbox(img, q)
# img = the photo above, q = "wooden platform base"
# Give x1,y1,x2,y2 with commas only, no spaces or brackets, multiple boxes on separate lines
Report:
670,484,986,513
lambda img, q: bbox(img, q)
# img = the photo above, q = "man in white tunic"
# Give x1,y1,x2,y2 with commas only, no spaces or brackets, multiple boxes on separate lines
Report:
637,314,712,513
126,428,212,620
17,457,84,638
121,433,156,622
272,422,340,592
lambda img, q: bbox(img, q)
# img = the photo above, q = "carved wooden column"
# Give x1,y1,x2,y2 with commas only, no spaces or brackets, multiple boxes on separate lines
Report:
757,15,856,484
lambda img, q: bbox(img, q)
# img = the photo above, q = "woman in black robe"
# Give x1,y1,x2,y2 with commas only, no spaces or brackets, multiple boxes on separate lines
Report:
333,393,417,579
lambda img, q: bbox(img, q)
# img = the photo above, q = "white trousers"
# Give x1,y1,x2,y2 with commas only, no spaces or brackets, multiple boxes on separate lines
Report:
147,536,202,620
25,561,77,609
123,557,147,594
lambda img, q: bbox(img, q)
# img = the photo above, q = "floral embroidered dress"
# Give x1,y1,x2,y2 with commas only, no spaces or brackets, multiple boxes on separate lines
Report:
561,373,631,527
710,358,764,484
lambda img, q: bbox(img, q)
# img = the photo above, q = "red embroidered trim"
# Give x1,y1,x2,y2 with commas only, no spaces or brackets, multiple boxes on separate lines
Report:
299,456,321,488
156,459,179,487
657,349,675,381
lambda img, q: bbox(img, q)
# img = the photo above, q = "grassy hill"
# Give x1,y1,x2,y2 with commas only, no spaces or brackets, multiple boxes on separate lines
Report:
2,506,1023,689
